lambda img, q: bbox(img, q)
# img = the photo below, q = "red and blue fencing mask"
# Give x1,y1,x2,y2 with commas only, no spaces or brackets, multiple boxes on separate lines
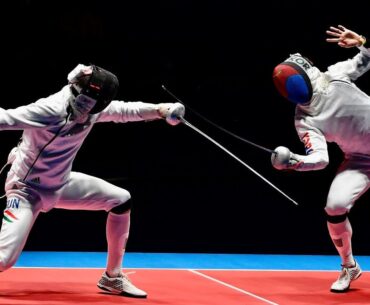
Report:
273,53,313,104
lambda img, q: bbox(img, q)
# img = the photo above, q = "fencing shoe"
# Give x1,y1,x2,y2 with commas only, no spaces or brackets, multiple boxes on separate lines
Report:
97,272,147,298
330,261,362,293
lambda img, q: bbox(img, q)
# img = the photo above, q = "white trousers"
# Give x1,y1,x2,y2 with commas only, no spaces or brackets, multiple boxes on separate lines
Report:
0,171,131,271
325,155,370,216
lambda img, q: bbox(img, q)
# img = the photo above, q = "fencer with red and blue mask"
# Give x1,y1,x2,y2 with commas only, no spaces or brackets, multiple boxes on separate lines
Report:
273,53,314,104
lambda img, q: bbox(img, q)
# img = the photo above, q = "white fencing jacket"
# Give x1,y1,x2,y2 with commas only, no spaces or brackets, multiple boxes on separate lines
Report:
1,86,162,191
293,46,370,171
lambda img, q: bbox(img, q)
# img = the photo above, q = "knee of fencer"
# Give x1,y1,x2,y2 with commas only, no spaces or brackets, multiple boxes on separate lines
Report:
0,254,16,272
110,196,132,214
326,187,353,218
123,190,131,202
116,190,131,207
113,189,131,203
325,205,349,218
325,201,349,224
325,206,349,216
325,197,351,216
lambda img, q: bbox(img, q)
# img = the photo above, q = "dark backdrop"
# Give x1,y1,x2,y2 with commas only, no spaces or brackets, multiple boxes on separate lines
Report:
2,0,370,255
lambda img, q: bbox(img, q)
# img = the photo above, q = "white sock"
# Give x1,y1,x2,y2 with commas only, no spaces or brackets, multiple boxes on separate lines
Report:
106,211,130,277
327,218,355,267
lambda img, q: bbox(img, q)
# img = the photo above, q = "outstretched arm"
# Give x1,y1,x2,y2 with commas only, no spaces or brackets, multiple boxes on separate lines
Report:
326,25,366,48
96,101,185,125
0,88,69,131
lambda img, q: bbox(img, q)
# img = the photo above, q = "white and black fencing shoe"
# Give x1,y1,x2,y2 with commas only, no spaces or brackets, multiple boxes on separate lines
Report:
97,271,147,298
330,261,362,293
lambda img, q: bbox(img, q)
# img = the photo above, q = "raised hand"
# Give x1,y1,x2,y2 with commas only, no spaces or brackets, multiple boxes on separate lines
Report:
326,25,366,48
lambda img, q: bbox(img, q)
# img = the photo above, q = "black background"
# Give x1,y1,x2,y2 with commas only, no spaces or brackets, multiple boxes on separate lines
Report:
2,0,370,255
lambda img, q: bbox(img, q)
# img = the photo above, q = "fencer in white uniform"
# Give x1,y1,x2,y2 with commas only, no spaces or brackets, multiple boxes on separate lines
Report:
0,64,185,298
271,25,370,293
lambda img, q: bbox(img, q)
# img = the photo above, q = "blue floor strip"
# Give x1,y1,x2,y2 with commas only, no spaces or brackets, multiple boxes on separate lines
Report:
14,252,370,270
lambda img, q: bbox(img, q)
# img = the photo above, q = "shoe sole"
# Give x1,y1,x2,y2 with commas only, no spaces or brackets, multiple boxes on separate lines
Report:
97,284,147,298
330,272,362,293
330,287,350,293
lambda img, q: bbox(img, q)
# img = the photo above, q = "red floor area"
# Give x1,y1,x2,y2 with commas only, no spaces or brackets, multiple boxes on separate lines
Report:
202,270,370,305
1,268,370,305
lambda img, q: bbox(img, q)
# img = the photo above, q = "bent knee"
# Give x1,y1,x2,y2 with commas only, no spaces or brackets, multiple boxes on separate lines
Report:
0,256,16,272
325,195,353,216
116,189,131,206
113,189,131,203
101,186,132,212
325,202,350,217
123,190,131,202
108,189,132,214
110,198,132,214
109,189,131,205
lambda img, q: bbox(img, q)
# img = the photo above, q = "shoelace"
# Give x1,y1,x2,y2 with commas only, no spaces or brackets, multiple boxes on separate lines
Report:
121,273,132,283
338,268,349,281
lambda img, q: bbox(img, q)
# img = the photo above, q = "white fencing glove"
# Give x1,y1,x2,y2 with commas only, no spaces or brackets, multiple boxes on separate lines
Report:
271,146,301,170
158,102,185,126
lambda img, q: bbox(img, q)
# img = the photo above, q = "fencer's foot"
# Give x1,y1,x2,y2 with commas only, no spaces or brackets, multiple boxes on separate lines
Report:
330,261,362,293
97,271,147,298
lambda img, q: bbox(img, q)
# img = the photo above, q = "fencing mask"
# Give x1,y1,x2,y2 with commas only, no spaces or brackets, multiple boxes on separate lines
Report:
272,53,313,104
68,64,119,114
